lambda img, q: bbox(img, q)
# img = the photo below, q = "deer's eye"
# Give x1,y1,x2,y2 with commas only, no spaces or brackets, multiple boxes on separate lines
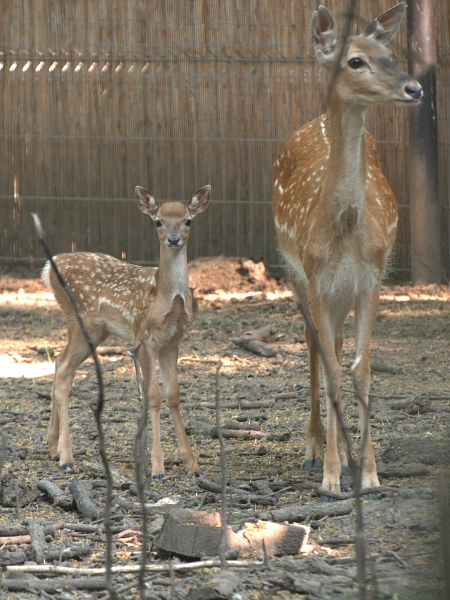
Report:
155,219,162,228
348,57,365,69
186,218,192,227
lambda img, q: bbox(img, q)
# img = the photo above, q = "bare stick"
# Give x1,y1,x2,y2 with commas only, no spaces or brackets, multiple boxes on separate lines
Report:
129,344,149,600
31,212,117,600
214,360,227,568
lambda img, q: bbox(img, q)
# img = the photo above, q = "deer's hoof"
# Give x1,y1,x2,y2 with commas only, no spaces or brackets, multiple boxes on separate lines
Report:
305,458,323,472
152,474,165,480
194,470,205,478
61,463,75,473
341,465,352,477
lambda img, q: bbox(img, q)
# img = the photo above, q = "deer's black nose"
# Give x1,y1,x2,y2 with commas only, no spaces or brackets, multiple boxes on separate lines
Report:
405,83,423,100
167,235,181,247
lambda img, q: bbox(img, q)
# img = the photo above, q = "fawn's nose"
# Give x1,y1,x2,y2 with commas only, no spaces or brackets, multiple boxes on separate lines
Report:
167,234,182,247
405,82,423,100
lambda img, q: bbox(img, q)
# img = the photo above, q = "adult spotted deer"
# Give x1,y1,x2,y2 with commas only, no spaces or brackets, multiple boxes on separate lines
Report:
42,185,210,477
272,4,422,494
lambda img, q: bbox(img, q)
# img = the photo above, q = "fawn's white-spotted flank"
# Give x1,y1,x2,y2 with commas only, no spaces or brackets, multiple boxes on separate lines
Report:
42,185,210,478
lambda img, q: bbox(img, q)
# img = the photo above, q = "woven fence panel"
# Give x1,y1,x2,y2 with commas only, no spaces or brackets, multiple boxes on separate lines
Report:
0,0,449,275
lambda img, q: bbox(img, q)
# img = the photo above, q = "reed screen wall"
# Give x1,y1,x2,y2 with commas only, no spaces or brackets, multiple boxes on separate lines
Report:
1,1,449,277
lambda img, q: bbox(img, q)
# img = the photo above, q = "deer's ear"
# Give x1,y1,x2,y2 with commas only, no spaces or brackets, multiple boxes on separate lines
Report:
361,2,406,45
311,6,337,64
188,185,211,216
136,186,159,218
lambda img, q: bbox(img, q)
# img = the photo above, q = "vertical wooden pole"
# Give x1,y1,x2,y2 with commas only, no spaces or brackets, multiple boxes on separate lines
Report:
407,0,441,283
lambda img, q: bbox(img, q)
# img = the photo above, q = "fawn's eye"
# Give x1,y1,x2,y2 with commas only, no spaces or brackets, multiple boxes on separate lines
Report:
348,57,365,69
186,218,192,227
155,219,162,228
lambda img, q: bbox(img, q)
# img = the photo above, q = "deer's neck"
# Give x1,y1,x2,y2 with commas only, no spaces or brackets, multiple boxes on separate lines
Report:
157,245,190,303
323,95,368,224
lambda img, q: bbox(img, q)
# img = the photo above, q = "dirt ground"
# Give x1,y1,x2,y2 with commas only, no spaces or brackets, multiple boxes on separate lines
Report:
0,257,449,599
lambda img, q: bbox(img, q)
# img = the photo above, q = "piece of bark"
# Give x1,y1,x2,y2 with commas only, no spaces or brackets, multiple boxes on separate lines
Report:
27,521,45,564
82,461,131,487
259,498,356,523
370,360,402,374
0,549,27,566
231,337,277,358
37,480,73,510
70,480,103,520
154,509,309,559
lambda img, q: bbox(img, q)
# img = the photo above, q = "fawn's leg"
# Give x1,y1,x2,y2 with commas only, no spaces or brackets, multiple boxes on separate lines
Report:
158,344,202,476
49,322,107,471
140,343,165,479
351,286,381,489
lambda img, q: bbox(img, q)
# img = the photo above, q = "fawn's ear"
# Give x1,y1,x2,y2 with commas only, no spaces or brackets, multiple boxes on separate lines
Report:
136,186,159,218
311,6,337,65
188,185,211,216
361,2,406,45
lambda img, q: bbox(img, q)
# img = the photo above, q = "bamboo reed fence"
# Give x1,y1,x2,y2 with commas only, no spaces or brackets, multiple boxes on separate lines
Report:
0,0,449,278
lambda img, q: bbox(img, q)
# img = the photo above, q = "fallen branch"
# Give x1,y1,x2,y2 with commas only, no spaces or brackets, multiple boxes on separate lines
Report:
6,558,264,576
37,480,73,510
0,535,31,545
28,521,45,564
191,400,277,410
71,480,103,520
259,498,356,524
186,421,290,441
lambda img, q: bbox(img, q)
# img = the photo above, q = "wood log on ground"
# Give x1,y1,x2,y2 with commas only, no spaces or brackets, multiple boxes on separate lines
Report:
0,522,63,538
0,536,31,546
154,508,309,559
370,360,402,374
27,521,45,564
185,420,291,441
259,498,356,523
70,481,103,520
37,480,73,510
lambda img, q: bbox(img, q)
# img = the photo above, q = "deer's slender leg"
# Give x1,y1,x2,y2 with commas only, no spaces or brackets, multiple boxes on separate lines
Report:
49,320,107,471
305,326,325,471
139,343,165,479
351,285,381,489
335,327,351,475
158,344,202,476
